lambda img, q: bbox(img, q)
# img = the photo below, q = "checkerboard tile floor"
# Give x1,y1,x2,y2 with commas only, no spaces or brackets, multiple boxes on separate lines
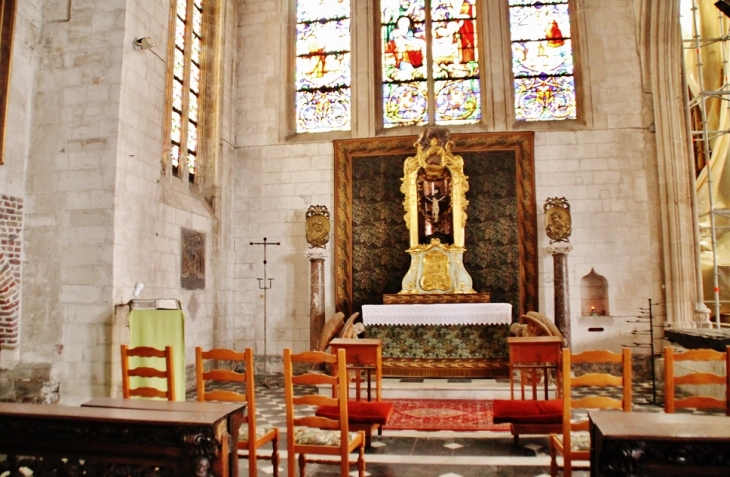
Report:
188,374,318,440
187,375,719,476
245,377,316,432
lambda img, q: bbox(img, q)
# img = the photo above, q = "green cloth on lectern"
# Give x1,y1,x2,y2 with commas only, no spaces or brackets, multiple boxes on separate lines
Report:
128,309,185,401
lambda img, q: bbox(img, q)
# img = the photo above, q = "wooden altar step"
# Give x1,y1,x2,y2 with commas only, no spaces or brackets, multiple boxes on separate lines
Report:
381,357,510,379
380,377,513,401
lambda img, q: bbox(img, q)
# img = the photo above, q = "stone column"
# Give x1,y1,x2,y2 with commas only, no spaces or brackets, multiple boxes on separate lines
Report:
644,0,701,328
549,243,573,349
306,248,328,351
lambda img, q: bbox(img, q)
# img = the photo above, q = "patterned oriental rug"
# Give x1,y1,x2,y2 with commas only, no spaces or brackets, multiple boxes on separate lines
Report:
383,399,511,432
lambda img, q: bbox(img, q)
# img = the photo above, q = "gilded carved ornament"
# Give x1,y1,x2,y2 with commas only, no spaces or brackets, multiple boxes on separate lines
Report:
421,249,452,291
305,205,331,249
401,128,470,249
398,128,476,295
543,197,571,244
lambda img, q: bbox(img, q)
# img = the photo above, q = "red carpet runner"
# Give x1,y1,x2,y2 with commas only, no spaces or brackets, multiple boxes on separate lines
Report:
383,399,511,432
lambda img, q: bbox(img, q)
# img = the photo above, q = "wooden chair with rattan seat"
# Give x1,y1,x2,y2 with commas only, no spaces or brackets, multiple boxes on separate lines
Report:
120,344,175,401
664,345,730,415
549,347,632,477
283,348,365,477
195,347,279,477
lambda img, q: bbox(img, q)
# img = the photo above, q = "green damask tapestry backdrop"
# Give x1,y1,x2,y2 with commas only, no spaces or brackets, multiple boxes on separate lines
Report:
350,150,523,320
463,149,522,313
350,152,412,314
335,132,537,324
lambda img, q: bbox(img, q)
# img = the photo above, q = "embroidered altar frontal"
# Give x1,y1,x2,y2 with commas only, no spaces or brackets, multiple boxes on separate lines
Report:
368,324,510,377
363,303,512,377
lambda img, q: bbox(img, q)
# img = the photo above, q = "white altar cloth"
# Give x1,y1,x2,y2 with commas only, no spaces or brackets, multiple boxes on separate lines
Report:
362,303,512,326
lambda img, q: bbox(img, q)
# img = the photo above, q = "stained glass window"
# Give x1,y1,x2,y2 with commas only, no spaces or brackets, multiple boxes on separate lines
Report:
169,0,203,182
509,0,576,121
295,0,351,134
380,0,481,128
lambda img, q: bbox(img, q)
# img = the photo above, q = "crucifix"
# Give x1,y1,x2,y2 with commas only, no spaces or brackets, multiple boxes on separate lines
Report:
250,237,280,387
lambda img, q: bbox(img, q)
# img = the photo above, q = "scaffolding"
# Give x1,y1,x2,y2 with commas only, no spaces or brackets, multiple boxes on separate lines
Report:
683,0,730,327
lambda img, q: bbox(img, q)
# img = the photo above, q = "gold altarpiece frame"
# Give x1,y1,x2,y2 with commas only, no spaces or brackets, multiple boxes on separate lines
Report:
399,128,476,295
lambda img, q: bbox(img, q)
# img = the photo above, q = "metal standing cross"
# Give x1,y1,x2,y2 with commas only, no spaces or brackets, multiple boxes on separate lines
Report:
250,237,280,387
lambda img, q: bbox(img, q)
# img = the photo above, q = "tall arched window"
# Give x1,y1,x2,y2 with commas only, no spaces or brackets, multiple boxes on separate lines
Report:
165,0,206,183
508,0,576,121
380,0,481,128
295,0,352,134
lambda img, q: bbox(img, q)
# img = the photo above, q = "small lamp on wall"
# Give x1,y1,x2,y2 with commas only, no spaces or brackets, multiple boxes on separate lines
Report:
132,282,144,299
133,37,158,50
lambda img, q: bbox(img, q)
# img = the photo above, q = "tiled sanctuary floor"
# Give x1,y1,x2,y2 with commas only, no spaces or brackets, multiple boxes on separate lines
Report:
189,376,670,477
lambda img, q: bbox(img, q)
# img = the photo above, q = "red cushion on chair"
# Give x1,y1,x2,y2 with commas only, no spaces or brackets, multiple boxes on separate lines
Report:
492,399,563,424
316,401,395,425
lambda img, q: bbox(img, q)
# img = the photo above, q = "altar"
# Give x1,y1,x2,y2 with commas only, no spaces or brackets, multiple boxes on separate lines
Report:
333,129,537,378
363,303,512,378
363,303,512,326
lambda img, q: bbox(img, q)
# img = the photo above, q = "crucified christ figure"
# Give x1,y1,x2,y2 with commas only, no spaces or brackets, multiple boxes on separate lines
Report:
429,195,445,223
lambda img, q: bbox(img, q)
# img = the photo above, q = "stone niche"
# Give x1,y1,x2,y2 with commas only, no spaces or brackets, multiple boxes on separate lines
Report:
581,268,609,316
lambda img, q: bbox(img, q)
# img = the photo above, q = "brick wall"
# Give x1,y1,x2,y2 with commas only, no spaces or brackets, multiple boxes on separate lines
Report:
0,194,22,348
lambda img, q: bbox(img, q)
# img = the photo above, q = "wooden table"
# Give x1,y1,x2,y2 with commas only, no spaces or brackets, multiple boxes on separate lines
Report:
589,410,730,476
0,400,244,477
81,397,244,477
508,336,562,400
329,338,383,401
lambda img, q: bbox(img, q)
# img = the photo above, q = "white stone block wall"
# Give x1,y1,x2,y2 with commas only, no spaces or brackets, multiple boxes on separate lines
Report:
17,0,128,404
0,1,39,199
3,0,240,404
535,128,663,352
233,143,332,368
109,0,240,394
0,0,40,370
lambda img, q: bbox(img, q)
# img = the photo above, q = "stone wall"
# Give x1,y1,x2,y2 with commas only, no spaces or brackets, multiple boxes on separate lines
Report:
1,0,239,404
0,363,58,404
